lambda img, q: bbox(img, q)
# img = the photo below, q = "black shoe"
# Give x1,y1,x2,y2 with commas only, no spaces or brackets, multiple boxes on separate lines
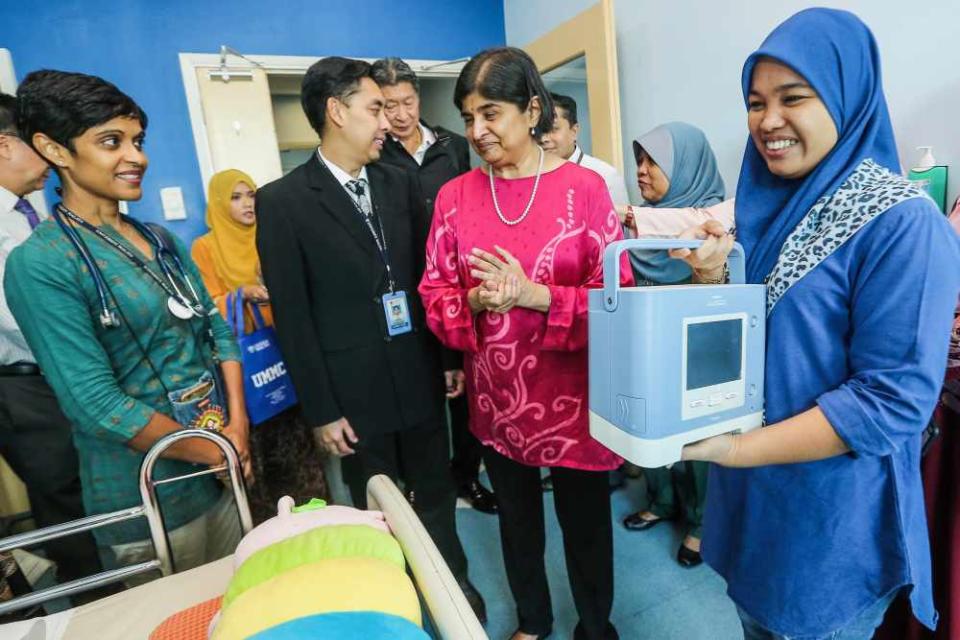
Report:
459,479,498,514
458,577,487,625
677,543,703,568
573,621,618,640
622,512,666,531
541,474,553,492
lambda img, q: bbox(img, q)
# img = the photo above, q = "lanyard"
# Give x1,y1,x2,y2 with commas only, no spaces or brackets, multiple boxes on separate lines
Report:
318,149,399,293
56,205,205,316
346,187,397,293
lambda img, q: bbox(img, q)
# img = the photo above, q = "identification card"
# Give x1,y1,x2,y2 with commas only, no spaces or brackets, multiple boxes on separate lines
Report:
383,290,413,336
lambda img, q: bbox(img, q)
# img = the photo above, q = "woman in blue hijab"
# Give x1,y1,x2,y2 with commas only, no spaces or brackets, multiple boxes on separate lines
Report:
628,122,726,286
623,122,725,568
671,9,960,639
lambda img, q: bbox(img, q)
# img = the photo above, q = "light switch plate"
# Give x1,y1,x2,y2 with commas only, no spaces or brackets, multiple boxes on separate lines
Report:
160,186,187,221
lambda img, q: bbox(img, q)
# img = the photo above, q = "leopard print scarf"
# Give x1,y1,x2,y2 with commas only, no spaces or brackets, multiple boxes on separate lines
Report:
765,159,930,315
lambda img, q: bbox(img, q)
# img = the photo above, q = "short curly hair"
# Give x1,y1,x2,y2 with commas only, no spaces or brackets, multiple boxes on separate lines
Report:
17,69,147,152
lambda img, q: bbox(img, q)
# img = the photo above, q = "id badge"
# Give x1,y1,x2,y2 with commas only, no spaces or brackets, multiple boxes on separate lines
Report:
382,290,413,336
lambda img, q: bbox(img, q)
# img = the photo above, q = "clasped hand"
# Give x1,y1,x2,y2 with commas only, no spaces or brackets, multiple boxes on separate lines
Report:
468,246,532,313
668,220,734,279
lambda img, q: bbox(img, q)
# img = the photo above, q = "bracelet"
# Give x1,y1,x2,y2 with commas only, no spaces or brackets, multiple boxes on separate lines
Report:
694,263,728,285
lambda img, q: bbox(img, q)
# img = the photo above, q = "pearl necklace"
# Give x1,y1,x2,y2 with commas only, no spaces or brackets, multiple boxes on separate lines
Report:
489,146,545,226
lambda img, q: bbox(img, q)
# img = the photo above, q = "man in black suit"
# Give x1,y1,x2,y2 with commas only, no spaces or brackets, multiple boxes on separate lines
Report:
255,56,485,621
371,57,497,515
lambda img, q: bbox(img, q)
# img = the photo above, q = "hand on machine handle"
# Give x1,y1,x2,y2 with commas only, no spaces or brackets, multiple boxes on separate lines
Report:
669,220,734,281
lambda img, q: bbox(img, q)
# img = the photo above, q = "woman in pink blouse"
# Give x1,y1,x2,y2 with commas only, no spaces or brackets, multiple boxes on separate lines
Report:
419,47,631,640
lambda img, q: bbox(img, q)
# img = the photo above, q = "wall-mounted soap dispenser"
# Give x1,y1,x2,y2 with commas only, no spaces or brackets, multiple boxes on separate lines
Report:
907,146,949,213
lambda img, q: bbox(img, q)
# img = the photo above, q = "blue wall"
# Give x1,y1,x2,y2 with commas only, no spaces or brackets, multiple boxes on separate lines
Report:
3,0,506,241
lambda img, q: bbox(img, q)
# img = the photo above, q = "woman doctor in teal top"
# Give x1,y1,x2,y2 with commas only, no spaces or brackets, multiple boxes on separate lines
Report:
5,69,251,582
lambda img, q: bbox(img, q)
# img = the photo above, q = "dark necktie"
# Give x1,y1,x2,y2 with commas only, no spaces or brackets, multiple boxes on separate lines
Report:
14,198,40,230
345,179,373,217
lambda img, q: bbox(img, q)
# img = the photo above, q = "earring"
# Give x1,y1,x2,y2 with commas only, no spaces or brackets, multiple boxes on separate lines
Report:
530,127,536,137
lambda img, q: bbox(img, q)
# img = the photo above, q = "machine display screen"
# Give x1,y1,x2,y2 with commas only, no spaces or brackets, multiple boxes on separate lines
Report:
686,319,743,390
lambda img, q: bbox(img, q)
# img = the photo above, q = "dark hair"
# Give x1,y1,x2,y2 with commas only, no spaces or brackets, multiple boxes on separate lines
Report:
550,93,578,126
17,70,147,152
454,47,554,137
0,94,17,135
371,57,420,94
301,57,373,136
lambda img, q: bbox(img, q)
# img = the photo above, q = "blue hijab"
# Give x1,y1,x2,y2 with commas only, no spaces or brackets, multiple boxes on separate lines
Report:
735,8,901,284
631,122,726,283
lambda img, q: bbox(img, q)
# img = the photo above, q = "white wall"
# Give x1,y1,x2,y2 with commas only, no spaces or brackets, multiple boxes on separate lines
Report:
545,79,593,155
420,77,462,134
420,76,482,167
504,0,960,207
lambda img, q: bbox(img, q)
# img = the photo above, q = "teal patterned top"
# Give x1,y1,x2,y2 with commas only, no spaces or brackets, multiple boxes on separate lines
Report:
4,215,240,545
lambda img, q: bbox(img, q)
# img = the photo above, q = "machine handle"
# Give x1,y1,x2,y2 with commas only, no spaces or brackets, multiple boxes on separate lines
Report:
602,239,746,311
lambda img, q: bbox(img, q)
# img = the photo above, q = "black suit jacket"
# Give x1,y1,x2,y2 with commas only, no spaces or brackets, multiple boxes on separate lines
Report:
380,123,469,371
256,154,445,437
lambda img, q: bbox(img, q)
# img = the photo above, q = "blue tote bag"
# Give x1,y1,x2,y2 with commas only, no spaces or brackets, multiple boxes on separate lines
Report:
225,290,298,425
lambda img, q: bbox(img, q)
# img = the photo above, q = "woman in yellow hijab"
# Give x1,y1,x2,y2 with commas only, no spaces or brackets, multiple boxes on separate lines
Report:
191,169,272,327
193,169,326,522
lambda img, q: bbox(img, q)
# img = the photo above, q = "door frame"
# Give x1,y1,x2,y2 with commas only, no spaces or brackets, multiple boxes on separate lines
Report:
178,53,467,189
522,0,624,173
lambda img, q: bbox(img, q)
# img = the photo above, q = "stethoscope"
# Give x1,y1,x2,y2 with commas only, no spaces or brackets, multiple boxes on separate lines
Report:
52,204,209,329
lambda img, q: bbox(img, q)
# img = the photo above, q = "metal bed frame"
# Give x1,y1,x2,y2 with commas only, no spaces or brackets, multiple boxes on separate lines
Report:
0,429,252,616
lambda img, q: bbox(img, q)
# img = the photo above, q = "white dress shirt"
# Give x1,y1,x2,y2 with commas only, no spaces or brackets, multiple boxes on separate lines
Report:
0,187,44,364
411,123,437,166
392,123,437,166
570,144,630,206
317,148,373,208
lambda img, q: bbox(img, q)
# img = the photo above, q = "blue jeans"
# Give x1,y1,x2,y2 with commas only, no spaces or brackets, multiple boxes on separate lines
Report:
738,591,896,640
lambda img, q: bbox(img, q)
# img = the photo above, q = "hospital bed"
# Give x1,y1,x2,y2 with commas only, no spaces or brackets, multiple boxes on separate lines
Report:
0,429,487,639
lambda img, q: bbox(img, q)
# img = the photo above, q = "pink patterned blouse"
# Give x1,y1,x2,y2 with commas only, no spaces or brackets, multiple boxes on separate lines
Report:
419,163,632,470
